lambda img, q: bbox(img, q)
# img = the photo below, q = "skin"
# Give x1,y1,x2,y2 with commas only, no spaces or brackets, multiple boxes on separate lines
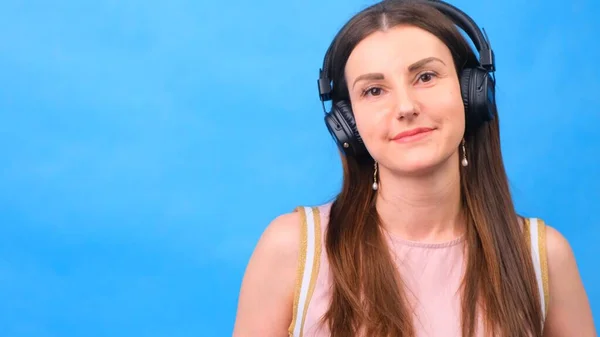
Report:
346,24,467,242
232,25,596,337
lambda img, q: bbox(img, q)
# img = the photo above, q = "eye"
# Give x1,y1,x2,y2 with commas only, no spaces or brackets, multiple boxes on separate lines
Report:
361,87,383,97
417,71,437,83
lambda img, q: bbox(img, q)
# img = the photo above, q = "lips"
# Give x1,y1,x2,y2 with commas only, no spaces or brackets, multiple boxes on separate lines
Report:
392,127,434,141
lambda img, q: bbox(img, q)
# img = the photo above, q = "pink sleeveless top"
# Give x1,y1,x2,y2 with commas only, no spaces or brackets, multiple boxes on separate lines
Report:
288,203,549,337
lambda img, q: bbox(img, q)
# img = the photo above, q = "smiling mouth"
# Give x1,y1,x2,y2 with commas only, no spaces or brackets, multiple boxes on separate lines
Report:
392,127,434,143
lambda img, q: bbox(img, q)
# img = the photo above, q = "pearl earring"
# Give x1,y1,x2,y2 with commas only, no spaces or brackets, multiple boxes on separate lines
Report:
372,162,379,190
461,139,469,167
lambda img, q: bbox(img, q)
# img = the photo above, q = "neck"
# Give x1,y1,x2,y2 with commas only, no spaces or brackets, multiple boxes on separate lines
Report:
375,154,465,243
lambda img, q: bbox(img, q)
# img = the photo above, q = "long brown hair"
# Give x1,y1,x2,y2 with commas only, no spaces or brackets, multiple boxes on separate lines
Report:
323,1,543,336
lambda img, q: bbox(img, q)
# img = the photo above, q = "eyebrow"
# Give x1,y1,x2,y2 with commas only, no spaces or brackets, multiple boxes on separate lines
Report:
352,73,384,89
351,56,446,89
408,56,445,72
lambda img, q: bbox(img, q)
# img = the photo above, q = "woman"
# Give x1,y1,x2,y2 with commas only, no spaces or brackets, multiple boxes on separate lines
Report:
233,0,595,336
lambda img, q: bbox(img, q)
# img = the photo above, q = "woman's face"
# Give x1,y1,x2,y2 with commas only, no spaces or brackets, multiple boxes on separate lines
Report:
344,25,465,175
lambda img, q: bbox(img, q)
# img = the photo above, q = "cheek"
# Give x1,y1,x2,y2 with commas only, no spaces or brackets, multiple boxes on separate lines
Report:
429,88,465,128
352,105,389,140
351,105,391,156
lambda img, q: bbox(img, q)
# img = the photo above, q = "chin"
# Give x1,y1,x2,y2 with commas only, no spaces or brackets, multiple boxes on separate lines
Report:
394,162,440,176
387,153,450,176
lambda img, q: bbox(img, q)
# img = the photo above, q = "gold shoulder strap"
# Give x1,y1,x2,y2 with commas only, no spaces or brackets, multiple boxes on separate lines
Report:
288,206,322,337
524,217,550,321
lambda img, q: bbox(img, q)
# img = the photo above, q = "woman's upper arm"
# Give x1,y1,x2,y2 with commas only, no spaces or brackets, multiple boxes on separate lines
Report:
232,211,302,337
543,225,597,336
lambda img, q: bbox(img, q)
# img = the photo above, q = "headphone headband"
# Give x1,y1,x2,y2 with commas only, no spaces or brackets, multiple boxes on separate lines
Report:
318,0,495,104
427,0,494,69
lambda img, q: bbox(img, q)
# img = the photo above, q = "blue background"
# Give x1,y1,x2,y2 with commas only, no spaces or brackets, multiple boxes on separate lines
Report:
1,0,598,336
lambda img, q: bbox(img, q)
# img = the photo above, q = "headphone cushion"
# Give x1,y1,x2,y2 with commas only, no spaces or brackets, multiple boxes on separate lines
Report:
460,67,495,134
334,101,363,144
460,67,472,118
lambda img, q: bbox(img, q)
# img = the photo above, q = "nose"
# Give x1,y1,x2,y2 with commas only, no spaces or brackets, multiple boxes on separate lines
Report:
394,85,419,120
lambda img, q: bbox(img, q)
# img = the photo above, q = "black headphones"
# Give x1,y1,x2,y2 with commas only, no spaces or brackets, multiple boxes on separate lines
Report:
317,0,497,157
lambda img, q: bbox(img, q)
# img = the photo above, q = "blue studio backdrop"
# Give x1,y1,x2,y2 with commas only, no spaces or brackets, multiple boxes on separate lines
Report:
1,0,598,336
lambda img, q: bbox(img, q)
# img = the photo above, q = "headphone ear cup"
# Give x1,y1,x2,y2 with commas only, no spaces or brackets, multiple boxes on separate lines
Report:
460,67,495,134
335,101,362,142
324,101,367,156
460,67,473,124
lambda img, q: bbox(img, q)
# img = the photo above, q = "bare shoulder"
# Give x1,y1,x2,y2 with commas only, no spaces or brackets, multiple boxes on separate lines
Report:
545,225,575,265
232,210,304,337
259,211,304,258
248,211,304,274
542,223,597,336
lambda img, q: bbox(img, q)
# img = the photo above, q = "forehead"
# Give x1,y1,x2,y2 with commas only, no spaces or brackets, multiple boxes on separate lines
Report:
345,25,453,77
